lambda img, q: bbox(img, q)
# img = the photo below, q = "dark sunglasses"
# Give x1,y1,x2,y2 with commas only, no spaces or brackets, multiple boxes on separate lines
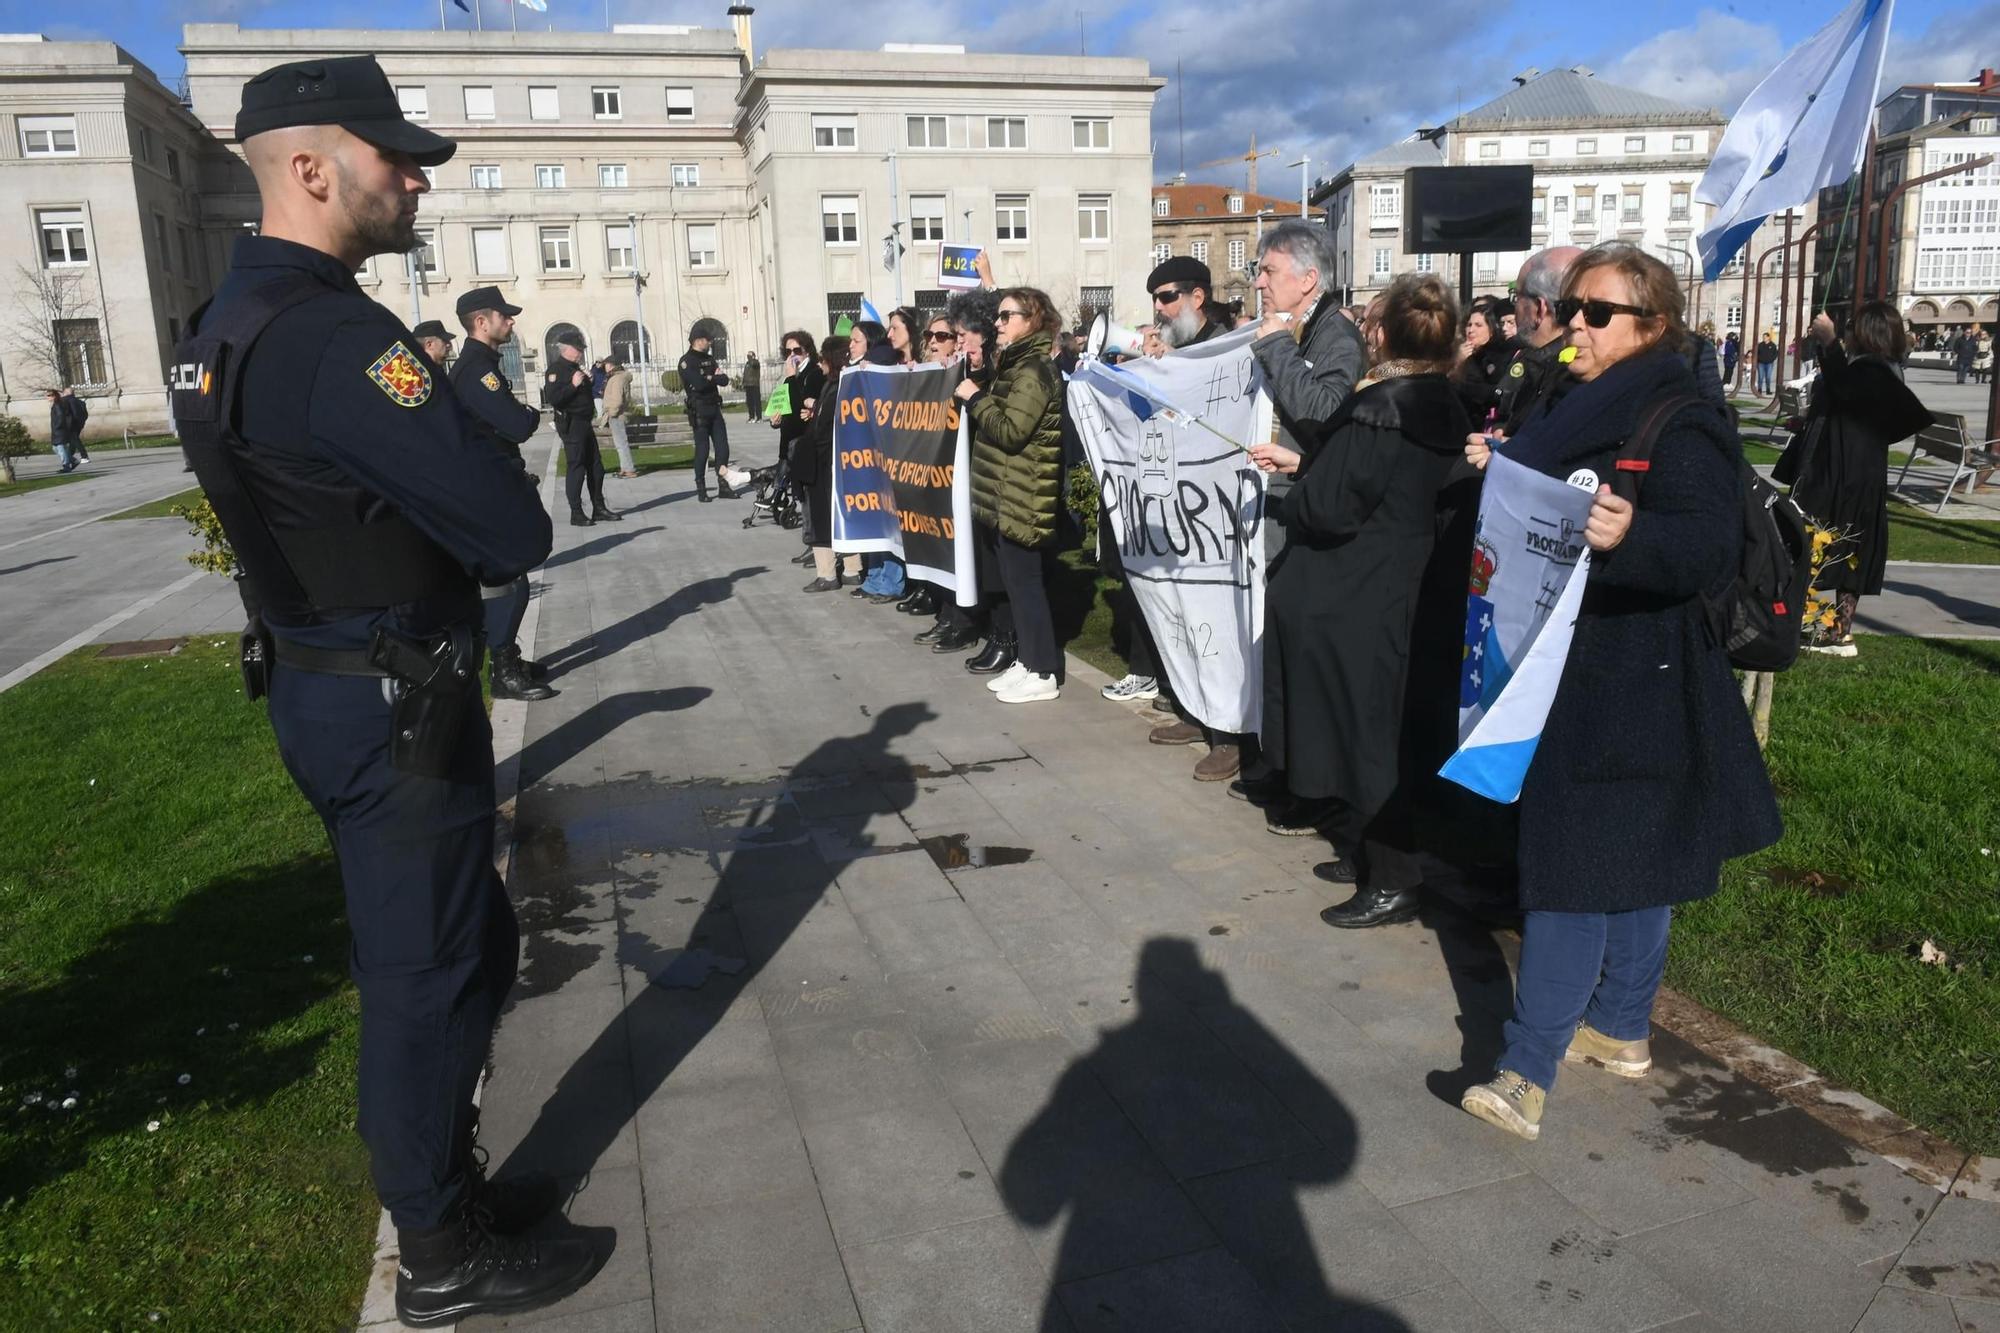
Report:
783,344,805,354
1557,297,1652,328
925,330,956,342
1151,286,1186,305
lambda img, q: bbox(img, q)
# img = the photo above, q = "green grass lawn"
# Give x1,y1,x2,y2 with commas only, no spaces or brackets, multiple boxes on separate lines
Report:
103,486,206,521
1885,501,2000,565
556,442,694,476
0,473,81,500
0,640,374,1330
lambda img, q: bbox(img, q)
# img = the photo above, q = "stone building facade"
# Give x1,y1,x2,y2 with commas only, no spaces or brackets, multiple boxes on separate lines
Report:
1145,183,1321,315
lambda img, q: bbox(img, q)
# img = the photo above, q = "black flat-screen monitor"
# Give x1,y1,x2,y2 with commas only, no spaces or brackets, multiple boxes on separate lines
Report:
1403,165,1534,254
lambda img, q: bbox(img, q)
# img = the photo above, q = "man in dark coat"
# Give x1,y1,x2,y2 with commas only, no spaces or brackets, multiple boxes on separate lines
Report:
1754,333,1779,393
742,350,762,420
1248,222,1366,465
1953,327,1977,383
679,329,734,500
545,331,617,527
1495,247,1583,434
1721,331,1740,386
45,389,80,471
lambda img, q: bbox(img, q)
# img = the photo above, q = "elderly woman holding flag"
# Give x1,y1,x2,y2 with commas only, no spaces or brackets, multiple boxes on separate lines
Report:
1458,244,1780,1142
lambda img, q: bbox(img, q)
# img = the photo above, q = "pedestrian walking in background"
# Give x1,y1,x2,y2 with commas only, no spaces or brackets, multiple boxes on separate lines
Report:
589,359,608,418
1755,332,1779,394
45,389,79,471
601,358,637,478
743,350,762,420
1721,330,1740,386
60,388,92,464
1975,328,1994,385
1953,327,1976,384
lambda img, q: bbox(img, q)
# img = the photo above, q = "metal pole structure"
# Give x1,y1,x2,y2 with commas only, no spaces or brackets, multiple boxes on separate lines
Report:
1873,153,1996,301
404,251,422,328
1286,157,1308,218
1849,129,1874,315
1775,210,1795,389
1788,220,1827,333
1177,54,1185,177
1735,249,1754,391
1747,240,1783,398
474,0,481,32
884,149,903,306
629,211,651,413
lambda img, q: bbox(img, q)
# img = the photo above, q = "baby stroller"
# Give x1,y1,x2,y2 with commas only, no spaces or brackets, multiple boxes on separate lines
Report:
739,462,800,530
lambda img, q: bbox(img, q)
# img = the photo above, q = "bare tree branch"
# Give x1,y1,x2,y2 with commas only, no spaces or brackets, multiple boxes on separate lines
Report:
8,262,101,390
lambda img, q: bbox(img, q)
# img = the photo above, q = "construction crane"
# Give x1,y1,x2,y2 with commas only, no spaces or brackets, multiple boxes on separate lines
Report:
1197,133,1282,197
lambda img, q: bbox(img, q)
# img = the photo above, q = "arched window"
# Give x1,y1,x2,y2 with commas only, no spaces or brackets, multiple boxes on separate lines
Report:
610,320,652,368
544,322,586,369
690,317,729,360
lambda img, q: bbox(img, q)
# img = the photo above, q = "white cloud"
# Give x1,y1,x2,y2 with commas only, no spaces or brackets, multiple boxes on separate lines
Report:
1596,11,1783,113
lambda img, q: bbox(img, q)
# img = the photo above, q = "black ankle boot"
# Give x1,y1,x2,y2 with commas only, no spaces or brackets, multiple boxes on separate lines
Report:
589,505,621,522
569,508,593,527
932,623,982,653
1319,884,1422,929
490,647,556,702
459,1108,564,1234
394,1199,603,1327
965,635,1018,675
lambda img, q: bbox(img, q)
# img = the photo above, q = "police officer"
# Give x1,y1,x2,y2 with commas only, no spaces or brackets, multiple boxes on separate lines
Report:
544,331,617,526
449,285,556,702
678,328,734,501
412,317,454,366
173,56,599,1325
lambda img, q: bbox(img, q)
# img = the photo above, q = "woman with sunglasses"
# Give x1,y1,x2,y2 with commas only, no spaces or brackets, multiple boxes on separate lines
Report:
770,329,822,563
924,291,1002,656
951,287,1066,702
1458,245,1780,1142
894,317,965,625
798,334,859,592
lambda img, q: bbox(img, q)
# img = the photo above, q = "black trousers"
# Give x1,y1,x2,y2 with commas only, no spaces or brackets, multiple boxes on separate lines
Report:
1322,796,1425,898
562,428,604,513
267,660,519,1230
978,523,1060,677
692,410,730,489
481,575,530,653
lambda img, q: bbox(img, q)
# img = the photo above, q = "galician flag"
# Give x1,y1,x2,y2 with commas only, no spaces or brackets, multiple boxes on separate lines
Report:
860,297,885,325
1695,0,1896,280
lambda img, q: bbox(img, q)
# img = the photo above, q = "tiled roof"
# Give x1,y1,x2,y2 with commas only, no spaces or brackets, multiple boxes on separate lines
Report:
1150,183,1322,222
1449,68,1716,128
1353,135,1445,171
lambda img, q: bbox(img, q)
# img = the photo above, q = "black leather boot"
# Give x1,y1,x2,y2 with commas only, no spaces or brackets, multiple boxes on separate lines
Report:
932,623,982,653
913,620,945,644
1319,884,1422,929
902,588,940,616
965,634,1018,675
459,1108,564,1235
589,504,621,522
491,647,556,702
394,1199,602,1327
521,655,551,683
569,508,593,527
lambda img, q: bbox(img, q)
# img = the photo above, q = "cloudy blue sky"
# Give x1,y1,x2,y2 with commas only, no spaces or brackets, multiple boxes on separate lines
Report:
16,0,1999,188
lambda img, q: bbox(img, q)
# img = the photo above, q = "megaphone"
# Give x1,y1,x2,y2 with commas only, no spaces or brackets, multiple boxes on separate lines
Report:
1085,312,1145,359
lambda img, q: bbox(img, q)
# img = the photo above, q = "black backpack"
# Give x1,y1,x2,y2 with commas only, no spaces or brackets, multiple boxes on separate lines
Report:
1615,394,1810,672
68,395,89,428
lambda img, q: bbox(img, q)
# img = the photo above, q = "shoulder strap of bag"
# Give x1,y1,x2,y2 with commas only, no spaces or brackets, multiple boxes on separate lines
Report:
1611,392,1707,505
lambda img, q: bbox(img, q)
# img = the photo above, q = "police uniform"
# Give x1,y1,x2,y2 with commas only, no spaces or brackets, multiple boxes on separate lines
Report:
545,337,612,524
678,342,732,499
174,54,597,1326
447,287,556,701
411,317,454,364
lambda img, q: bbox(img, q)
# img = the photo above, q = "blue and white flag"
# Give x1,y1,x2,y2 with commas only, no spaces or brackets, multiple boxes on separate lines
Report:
1439,454,1598,803
860,297,885,325
1695,0,1896,280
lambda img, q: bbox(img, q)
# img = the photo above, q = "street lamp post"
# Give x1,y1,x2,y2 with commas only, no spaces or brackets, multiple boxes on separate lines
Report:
629,211,651,413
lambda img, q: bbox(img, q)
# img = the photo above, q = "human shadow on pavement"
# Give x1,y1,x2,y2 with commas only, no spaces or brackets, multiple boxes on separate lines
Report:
492,702,934,1213
536,565,764,681
999,938,1411,1333
512,686,712,789
540,526,663,573
1421,899,1516,1107
0,555,75,578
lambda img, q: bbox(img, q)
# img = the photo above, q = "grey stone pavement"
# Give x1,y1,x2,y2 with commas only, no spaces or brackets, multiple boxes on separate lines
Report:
452,447,2000,1333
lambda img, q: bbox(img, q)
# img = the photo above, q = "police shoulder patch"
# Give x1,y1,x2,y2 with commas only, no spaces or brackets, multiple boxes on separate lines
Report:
480,372,502,391
1508,361,1525,378
367,342,432,407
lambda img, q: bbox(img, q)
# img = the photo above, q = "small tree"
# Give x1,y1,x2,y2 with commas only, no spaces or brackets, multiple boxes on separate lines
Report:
0,413,33,484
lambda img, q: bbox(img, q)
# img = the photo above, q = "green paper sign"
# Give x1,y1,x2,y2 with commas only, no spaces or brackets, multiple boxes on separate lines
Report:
833,314,854,337
763,382,793,417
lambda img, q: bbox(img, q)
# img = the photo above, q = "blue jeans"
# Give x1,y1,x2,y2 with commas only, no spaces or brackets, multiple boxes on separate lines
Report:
1500,906,1671,1091
52,442,74,469
861,555,906,597
1755,364,1773,394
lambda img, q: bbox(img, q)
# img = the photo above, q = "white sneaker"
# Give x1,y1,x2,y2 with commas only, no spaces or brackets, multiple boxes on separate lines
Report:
1100,673,1159,702
985,661,1028,693
997,672,1060,704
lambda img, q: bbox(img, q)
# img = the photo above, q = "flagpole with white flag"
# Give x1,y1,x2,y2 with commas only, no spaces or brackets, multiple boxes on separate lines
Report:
1694,0,1896,281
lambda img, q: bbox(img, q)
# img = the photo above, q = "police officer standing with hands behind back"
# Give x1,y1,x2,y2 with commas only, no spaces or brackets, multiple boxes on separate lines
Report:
171,55,602,1325
450,284,557,702
545,331,619,527
679,326,735,501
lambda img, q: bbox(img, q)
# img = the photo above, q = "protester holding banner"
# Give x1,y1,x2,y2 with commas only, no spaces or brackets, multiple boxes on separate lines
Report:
771,330,822,561
924,289,1003,656
953,287,1066,703
799,334,860,592
908,316,968,636
1247,273,1471,925
1456,245,1781,1143
844,321,910,605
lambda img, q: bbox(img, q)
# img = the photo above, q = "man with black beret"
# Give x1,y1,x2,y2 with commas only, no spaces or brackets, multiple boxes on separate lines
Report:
172,54,599,1324
545,329,616,526
1147,255,1227,351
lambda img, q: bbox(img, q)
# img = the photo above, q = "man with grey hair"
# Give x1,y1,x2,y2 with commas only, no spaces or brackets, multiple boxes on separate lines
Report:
1249,221,1366,462
1494,245,1583,434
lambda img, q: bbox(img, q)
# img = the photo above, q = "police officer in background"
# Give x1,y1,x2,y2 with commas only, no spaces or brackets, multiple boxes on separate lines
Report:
545,331,618,527
450,285,556,702
412,317,454,367
172,56,600,1325
678,327,735,501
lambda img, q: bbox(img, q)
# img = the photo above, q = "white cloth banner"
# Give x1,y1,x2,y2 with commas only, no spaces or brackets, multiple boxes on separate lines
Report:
1068,328,1272,734
1438,453,1598,803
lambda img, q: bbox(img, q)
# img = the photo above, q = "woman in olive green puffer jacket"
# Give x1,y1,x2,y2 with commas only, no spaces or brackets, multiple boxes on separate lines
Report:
952,288,1067,698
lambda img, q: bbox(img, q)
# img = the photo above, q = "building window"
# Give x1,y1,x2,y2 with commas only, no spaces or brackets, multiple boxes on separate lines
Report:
604,222,634,271
535,164,566,189
1601,193,1618,219
812,114,856,150
166,147,182,184
1528,139,1548,157
472,225,508,275
1573,194,1594,224
1227,194,1243,214
671,163,698,187
152,212,172,273
37,209,89,267
1371,246,1390,277
592,86,621,119
1576,137,1596,155
1151,242,1172,265
1413,252,1434,273
686,222,718,269
133,123,154,163
600,163,628,188
822,195,859,245
411,227,440,275
1624,135,1645,153
527,86,559,121
1670,187,1690,221
419,166,436,188
827,292,861,334
994,194,1029,242
178,227,195,276
1190,240,1208,264
20,115,78,156
471,163,501,189
1553,194,1568,213
1079,285,1113,329
986,117,1026,149
1072,117,1109,150
909,194,946,242
398,86,428,120
1531,195,1546,223
665,86,694,119
539,225,574,272
1077,193,1110,242
1476,252,1498,277
907,115,946,148
1153,196,1169,218
1229,238,1248,272
1478,140,1499,159
56,318,106,385
1369,183,1400,221
1673,134,1694,153
1621,192,1641,222
463,86,494,120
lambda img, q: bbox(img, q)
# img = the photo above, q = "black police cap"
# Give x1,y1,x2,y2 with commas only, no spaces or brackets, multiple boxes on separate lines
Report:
455,285,522,320
236,56,457,167
1146,255,1212,295
555,330,587,350
411,319,452,343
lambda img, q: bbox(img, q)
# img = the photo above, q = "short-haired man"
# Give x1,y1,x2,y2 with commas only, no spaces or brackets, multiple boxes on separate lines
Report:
1250,221,1366,463
1495,246,1584,435
546,331,617,526
412,318,454,366
679,328,734,501
450,285,555,702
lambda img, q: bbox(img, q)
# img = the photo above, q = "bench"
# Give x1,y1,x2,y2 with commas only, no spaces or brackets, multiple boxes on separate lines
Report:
1893,412,2000,515
1761,383,1812,445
